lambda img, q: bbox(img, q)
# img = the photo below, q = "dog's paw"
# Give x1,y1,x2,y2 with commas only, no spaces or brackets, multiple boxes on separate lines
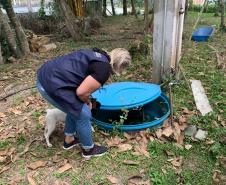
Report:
47,143,53,147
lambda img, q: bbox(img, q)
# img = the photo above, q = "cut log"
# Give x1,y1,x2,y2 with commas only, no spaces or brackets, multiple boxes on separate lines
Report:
29,36,50,52
38,43,57,53
190,80,213,116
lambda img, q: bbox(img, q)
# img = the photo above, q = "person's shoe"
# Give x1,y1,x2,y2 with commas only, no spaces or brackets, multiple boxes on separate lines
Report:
63,137,80,150
82,145,107,158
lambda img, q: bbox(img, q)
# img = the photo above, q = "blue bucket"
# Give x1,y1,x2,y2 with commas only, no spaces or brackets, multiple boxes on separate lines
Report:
192,26,214,42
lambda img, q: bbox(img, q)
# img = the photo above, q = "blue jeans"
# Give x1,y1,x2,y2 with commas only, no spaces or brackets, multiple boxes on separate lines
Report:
36,80,94,149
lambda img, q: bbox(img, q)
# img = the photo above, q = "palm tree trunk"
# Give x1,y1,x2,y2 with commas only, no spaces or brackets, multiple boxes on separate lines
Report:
5,0,30,55
131,0,137,18
0,45,3,64
144,0,149,33
110,0,115,15
0,7,21,58
102,0,107,16
123,0,127,15
58,0,82,41
220,0,225,29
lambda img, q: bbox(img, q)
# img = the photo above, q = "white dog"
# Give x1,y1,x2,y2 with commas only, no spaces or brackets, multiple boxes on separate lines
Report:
44,108,67,147
44,108,94,147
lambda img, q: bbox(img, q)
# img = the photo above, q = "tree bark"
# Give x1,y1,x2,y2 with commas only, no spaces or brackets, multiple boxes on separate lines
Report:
185,0,189,19
0,45,3,64
102,0,107,16
58,0,82,41
110,0,115,15
5,0,30,55
0,7,21,58
131,0,137,18
123,0,127,15
220,0,225,29
144,0,149,33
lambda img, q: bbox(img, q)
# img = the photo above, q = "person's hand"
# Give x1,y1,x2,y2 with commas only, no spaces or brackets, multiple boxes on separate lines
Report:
87,102,92,110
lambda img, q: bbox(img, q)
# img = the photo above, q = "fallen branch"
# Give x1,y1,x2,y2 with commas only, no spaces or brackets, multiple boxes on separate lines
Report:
19,138,38,157
0,85,36,101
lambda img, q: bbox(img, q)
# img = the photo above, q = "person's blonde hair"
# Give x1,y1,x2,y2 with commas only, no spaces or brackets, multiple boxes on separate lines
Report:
109,48,131,76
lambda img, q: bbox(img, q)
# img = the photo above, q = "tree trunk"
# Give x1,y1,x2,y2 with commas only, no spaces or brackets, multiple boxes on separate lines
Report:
58,0,82,41
204,0,209,13
0,7,21,58
110,0,115,15
0,45,3,64
149,13,154,33
214,0,220,16
144,0,149,33
102,0,107,16
220,0,225,29
5,0,30,55
185,0,189,19
123,0,127,15
131,0,137,18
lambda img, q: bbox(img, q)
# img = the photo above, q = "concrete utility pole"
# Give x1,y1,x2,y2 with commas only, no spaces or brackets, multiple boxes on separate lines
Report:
152,0,186,83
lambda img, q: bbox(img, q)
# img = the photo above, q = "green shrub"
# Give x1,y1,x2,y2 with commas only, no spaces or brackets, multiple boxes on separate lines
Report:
188,4,221,13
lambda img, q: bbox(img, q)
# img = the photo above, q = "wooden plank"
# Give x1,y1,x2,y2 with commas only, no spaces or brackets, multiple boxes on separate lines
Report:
190,80,213,116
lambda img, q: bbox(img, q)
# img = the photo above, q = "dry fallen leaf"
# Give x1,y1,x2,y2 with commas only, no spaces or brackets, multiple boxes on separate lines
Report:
0,156,7,163
128,175,150,185
124,132,135,140
19,139,37,157
123,160,139,165
9,108,22,115
179,116,187,123
219,156,226,170
182,107,190,114
220,120,226,127
0,166,10,174
175,134,184,145
155,129,163,138
0,112,6,118
162,126,174,137
27,173,36,185
134,146,150,158
106,175,120,184
0,150,8,156
205,139,215,145
99,130,110,136
57,163,72,174
27,161,47,170
165,150,174,157
118,144,133,152
170,156,183,168
106,136,123,147
185,144,192,150
212,170,226,184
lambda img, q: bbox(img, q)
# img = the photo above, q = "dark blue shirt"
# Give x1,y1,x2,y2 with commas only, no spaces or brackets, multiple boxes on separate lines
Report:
37,49,111,117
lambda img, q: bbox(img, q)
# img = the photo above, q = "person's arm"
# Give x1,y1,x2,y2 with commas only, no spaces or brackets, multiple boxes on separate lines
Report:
76,75,101,103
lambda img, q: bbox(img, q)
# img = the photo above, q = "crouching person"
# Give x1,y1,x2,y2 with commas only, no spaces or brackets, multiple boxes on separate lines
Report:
36,48,131,158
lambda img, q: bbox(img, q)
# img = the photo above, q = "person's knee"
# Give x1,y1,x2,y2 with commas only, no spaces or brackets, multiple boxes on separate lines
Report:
79,105,92,120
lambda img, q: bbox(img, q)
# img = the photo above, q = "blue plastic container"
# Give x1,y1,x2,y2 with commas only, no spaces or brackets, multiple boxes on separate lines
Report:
192,26,214,42
91,82,170,131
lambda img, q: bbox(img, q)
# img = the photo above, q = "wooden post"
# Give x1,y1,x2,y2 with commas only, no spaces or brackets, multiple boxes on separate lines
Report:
152,0,186,83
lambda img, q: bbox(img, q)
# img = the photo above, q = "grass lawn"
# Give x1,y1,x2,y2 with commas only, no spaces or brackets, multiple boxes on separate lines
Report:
0,12,225,185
